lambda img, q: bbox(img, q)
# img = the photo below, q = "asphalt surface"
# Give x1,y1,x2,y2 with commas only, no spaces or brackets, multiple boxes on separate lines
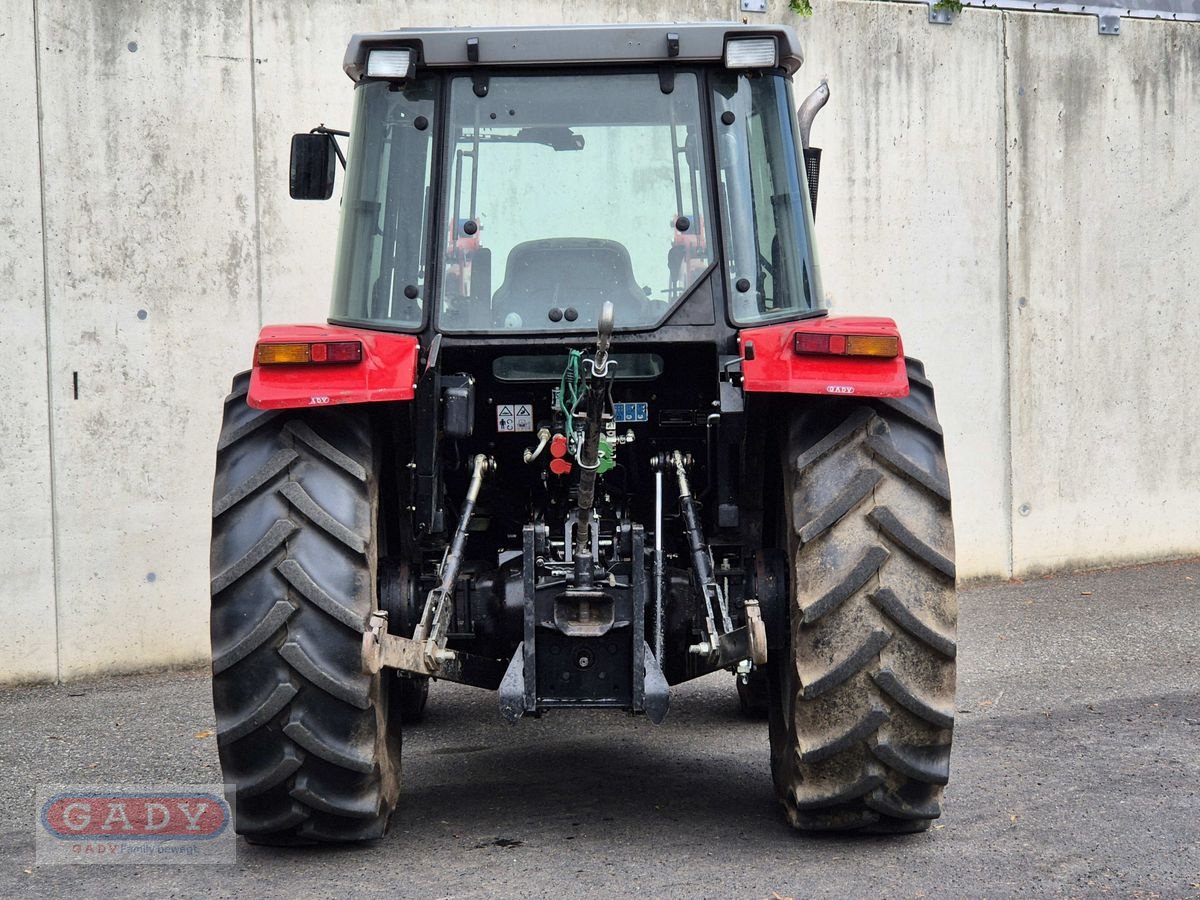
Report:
1,559,1198,898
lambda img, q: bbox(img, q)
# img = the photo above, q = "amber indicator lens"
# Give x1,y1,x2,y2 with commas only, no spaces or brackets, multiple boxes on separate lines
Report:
844,335,899,357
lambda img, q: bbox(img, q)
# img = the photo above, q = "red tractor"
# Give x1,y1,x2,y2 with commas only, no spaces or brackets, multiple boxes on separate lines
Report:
210,22,957,844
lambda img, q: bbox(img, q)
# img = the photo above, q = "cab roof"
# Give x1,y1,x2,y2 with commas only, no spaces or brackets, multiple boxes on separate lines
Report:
343,22,803,81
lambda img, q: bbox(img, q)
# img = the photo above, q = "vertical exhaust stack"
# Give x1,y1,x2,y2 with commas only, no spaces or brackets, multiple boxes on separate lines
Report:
797,79,829,218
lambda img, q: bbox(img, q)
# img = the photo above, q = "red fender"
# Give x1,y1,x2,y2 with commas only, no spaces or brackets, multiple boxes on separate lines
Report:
247,324,419,410
739,316,909,398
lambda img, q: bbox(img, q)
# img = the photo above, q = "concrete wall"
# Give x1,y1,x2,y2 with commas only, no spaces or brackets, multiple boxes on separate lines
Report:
1,1,57,683
802,2,1013,576
1005,13,1200,574
3,0,1197,682
30,1,263,681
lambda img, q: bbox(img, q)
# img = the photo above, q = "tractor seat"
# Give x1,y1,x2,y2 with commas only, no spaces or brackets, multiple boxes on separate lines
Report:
491,238,647,328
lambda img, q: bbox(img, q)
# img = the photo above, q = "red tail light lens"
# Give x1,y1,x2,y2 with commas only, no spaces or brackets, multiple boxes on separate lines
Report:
794,333,834,355
314,341,363,363
256,341,363,366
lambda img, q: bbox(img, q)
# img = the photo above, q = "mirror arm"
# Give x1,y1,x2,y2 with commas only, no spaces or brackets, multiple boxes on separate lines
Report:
311,124,349,170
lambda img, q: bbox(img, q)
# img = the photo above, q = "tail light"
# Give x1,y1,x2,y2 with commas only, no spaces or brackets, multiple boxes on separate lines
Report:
793,332,899,358
256,341,363,366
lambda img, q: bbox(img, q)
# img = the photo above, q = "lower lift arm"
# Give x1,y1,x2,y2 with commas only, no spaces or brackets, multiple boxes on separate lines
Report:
362,453,506,688
654,451,767,671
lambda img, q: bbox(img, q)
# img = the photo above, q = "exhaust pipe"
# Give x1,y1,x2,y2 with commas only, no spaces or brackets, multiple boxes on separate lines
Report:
797,80,829,217
797,79,829,150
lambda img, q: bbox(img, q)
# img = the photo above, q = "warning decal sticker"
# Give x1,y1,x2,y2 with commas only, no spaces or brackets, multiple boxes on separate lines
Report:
496,403,534,433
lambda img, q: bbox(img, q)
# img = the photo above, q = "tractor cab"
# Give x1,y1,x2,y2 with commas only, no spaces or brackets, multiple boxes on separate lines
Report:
294,24,824,342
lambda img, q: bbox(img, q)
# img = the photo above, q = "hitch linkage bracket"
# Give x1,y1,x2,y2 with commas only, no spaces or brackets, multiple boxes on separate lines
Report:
498,523,670,725
657,451,768,671
362,453,507,690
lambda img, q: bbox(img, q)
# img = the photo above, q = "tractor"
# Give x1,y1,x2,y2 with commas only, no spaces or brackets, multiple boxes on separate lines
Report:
209,22,957,844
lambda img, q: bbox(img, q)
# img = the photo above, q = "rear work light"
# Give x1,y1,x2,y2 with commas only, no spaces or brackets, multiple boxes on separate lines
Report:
256,341,364,366
793,332,899,358
366,48,413,79
724,37,778,69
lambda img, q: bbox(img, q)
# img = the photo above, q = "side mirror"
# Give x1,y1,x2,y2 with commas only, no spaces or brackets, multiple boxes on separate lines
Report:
289,133,335,200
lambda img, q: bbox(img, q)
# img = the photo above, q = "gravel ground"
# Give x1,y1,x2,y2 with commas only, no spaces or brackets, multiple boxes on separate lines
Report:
1,558,1197,898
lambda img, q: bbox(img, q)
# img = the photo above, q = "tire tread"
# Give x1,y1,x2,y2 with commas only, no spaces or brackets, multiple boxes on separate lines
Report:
210,377,399,843
769,357,957,835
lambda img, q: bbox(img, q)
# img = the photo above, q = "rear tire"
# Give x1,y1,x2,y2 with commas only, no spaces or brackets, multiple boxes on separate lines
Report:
210,373,400,844
768,358,957,833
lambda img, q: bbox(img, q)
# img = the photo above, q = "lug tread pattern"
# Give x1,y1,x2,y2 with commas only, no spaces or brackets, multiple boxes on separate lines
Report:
787,805,882,832
799,629,892,700
210,519,296,596
799,545,889,624
798,706,889,765
283,421,368,483
770,357,957,834
870,588,956,658
791,407,875,473
275,559,364,633
879,393,943,437
216,410,283,453
213,448,298,517
865,431,951,504
792,774,884,811
867,507,956,581
280,640,371,709
232,744,306,799
280,482,368,554
290,770,384,820
903,358,931,388
216,678,298,746
297,815,388,843
797,468,882,545
236,800,308,835
863,783,942,821
210,376,399,843
216,376,280,452
869,740,952,785
282,709,376,773
211,599,296,675
872,669,955,729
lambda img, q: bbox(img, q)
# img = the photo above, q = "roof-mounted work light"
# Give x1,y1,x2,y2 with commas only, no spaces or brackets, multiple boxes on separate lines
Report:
724,36,778,69
366,48,413,78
